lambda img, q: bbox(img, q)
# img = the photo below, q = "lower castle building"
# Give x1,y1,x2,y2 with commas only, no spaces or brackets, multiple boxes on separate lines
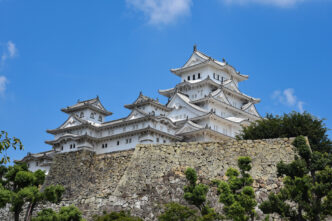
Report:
18,46,261,174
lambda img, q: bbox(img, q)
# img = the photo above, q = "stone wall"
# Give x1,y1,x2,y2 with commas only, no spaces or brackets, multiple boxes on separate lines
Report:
0,138,297,220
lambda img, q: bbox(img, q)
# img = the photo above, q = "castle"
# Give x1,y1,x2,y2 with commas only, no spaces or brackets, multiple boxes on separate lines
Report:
18,46,261,174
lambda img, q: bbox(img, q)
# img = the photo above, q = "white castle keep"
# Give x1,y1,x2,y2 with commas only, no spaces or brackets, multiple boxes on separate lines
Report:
18,46,261,173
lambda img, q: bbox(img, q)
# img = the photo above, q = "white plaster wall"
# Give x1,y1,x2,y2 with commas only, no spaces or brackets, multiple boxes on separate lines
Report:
27,160,51,174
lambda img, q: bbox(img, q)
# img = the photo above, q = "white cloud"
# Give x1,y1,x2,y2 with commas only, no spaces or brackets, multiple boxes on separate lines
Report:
221,0,306,7
0,76,8,96
7,41,17,58
271,88,305,112
298,101,304,113
1,41,17,67
126,0,192,25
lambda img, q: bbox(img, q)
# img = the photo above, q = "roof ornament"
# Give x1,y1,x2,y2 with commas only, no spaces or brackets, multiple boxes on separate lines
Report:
96,95,99,100
139,91,143,96
193,44,197,52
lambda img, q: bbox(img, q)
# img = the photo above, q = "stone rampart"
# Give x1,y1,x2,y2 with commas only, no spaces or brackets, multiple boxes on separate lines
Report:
0,138,297,220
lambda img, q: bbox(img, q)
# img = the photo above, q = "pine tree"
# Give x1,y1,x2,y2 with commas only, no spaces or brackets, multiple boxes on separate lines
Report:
259,136,332,220
0,162,64,221
214,157,257,221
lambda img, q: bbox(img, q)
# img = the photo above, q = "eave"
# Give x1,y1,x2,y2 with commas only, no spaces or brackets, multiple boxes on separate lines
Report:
124,100,173,111
61,104,112,116
46,126,182,145
178,128,234,141
47,115,178,135
171,60,248,82
191,96,261,120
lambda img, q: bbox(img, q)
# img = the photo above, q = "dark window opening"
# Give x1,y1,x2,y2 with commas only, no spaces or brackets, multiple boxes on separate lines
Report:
198,73,201,79
117,141,120,146
193,75,195,80
187,76,190,80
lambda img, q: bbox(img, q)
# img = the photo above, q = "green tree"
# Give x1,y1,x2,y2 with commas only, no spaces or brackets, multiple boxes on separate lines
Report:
0,131,23,164
214,157,257,221
259,136,332,220
0,162,65,221
158,202,198,221
32,205,85,221
237,112,332,153
183,168,220,220
93,210,142,221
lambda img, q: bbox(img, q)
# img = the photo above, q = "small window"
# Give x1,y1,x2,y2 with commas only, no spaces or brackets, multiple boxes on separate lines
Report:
213,73,216,79
70,144,72,149
126,139,128,144
80,112,84,118
36,162,39,166
90,112,95,119
187,76,190,80
163,140,166,143
198,73,201,79
102,144,104,148
193,75,195,80
61,146,64,151
156,138,159,143
117,141,120,146
217,75,220,80
27,163,30,168
105,143,107,148
98,115,102,122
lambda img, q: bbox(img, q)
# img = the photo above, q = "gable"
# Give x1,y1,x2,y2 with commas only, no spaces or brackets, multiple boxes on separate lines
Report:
176,121,202,135
212,90,230,104
246,104,259,117
183,53,207,68
126,109,146,120
224,81,240,93
167,93,207,115
59,116,83,129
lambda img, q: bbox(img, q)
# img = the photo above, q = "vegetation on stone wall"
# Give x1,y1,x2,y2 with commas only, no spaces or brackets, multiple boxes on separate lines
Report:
213,156,257,221
259,136,332,220
239,112,332,220
0,162,65,221
32,205,85,221
93,211,143,221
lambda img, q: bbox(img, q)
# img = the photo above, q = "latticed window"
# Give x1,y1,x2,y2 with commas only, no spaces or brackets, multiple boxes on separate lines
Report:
90,112,95,119
98,115,102,122
80,112,84,118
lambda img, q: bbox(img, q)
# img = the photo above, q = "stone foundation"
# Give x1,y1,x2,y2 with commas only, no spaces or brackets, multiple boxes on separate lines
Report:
0,138,297,220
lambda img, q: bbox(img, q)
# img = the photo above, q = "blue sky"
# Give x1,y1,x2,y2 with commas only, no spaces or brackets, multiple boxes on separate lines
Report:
1,0,331,161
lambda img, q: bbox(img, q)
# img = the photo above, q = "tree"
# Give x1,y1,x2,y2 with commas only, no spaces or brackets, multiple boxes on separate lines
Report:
32,205,85,221
158,203,198,221
0,162,65,221
237,112,332,153
259,136,332,220
214,157,257,221
183,168,221,220
93,210,142,221
158,168,221,221
0,130,23,164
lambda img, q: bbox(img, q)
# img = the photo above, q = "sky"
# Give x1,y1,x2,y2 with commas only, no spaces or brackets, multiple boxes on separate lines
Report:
0,0,331,161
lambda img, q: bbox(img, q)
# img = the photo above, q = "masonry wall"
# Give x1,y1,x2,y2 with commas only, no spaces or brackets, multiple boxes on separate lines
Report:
0,138,297,220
